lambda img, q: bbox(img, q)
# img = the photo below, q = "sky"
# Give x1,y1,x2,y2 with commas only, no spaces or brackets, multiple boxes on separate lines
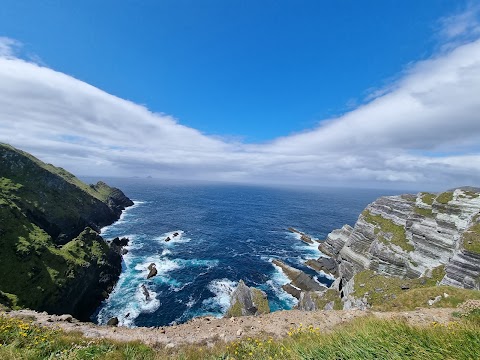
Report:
1,1,480,190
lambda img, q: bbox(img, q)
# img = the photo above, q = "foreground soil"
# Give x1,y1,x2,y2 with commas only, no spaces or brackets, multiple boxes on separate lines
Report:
1,307,457,348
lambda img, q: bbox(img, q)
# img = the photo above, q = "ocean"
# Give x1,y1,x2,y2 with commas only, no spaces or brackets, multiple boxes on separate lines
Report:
86,178,402,327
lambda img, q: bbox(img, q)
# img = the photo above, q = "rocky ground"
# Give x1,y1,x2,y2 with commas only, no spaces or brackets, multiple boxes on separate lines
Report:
1,307,458,349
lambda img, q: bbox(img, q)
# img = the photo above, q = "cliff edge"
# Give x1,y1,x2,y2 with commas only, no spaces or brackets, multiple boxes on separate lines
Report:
0,143,133,320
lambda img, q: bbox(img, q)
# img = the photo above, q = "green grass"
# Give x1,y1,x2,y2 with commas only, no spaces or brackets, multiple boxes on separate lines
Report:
351,267,480,311
436,191,454,204
414,206,433,218
421,192,436,206
362,210,414,252
308,289,343,310
2,309,480,359
463,223,480,254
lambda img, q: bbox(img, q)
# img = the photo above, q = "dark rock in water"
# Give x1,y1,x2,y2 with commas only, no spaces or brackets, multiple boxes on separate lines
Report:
125,313,130,318
272,259,325,295
165,237,171,242
107,317,119,326
305,257,338,276
121,248,128,255
112,237,129,247
225,280,270,317
282,283,301,299
287,227,314,244
141,284,151,301
173,232,179,237
147,263,157,279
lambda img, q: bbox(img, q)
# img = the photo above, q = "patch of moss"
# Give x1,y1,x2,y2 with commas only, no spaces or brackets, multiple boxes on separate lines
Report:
225,300,243,317
362,211,414,252
463,223,480,254
310,289,342,310
421,192,436,205
252,288,270,315
436,191,454,204
414,206,433,218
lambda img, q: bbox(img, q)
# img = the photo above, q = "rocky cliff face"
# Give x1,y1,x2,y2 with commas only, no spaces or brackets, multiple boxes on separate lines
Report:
0,143,132,320
310,188,480,310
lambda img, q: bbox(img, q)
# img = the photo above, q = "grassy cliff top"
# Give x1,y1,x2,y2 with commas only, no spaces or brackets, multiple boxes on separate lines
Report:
0,143,130,317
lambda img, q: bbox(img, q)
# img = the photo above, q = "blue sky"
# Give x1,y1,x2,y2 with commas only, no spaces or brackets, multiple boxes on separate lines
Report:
0,0,464,141
1,1,480,189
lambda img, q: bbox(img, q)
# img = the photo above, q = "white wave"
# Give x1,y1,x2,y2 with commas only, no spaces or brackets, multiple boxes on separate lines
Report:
202,278,237,316
318,270,336,281
134,256,180,276
186,295,196,309
96,281,160,328
100,200,144,234
267,260,298,307
161,249,172,256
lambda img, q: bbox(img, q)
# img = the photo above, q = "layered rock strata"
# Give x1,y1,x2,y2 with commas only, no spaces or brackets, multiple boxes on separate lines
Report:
310,188,480,309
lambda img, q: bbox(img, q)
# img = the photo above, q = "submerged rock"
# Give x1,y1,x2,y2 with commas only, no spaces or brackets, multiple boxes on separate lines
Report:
287,227,314,244
225,280,270,317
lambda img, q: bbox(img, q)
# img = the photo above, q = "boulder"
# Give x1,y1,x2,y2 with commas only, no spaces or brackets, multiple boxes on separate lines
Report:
225,280,270,317
165,237,171,242
147,264,157,279
107,317,119,326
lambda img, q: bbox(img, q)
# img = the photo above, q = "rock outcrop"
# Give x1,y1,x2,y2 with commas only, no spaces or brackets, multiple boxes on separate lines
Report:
288,227,314,244
0,143,133,320
311,188,480,310
225,280,270,317
272,260,325,299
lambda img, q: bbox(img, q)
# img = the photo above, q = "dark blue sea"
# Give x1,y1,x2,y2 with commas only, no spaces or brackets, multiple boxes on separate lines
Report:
84,178,402,327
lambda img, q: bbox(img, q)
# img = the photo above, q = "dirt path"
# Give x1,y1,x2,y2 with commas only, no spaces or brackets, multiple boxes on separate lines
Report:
2,307,456,348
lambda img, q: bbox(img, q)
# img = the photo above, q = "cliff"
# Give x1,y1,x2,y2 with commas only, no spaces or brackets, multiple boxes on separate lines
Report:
0,143,133,320
300,188,480,311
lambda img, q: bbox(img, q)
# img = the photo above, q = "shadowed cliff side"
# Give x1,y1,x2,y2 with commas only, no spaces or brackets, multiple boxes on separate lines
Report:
0,143,133,320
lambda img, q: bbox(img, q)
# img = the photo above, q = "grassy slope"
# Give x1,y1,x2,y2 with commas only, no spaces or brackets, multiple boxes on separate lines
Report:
1,309,480,359
352,268,480,311
0,144,122,314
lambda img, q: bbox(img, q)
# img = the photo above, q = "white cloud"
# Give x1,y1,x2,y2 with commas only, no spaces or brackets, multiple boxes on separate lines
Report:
1,9,480,190
0,37,21,59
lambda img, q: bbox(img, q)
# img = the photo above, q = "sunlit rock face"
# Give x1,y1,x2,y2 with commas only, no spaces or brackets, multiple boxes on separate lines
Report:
320,188,480,291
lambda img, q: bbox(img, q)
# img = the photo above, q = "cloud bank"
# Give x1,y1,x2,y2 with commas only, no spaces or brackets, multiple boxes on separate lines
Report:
1,8,480,190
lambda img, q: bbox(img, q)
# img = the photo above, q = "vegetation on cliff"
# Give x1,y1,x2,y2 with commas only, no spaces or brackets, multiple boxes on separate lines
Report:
0,143,132,319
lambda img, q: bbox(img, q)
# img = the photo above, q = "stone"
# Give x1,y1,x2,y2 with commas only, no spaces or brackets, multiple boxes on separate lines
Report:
165,343,175,349
237,328,243,336
147,264,157,279
57,314,73,322
165,237,171,242
401,284,410,290
427,295,442,306
107,317,119,326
